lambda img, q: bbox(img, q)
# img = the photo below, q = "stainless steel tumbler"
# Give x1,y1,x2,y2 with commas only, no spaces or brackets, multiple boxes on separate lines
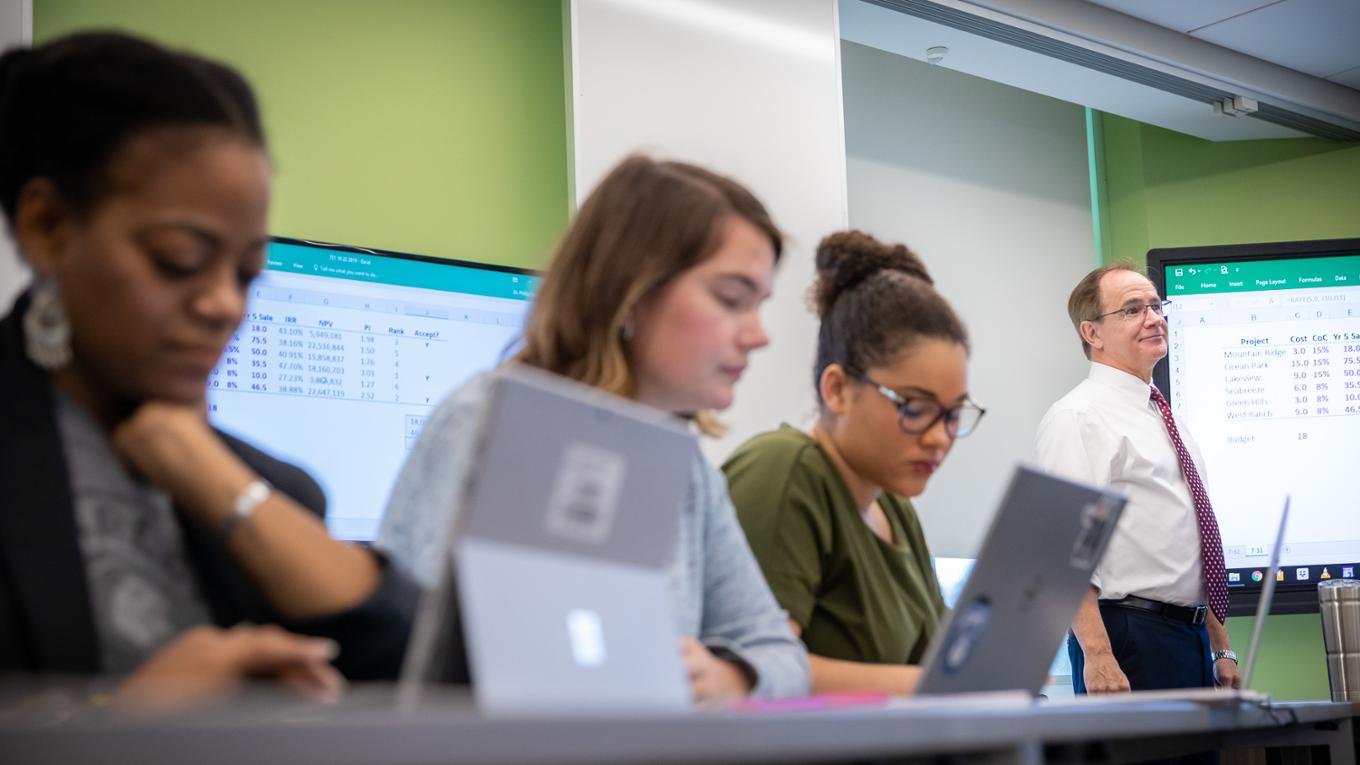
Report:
1319,579,1360,703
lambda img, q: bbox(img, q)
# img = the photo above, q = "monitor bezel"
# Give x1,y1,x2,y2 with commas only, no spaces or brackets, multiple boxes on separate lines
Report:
1147,237,1360,615
269,235,540,279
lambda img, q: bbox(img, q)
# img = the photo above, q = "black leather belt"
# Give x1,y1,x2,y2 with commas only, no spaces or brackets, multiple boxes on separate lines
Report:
1101,595,1208,626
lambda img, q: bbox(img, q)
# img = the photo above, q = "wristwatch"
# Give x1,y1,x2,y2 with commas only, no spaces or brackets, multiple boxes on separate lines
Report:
222,478,272,539
1212,649,1238,664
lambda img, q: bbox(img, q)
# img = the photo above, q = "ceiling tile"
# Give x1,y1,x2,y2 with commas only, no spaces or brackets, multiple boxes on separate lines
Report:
841,0,1308,141
1082,0,1280,34
1190,0,1360,77
1328,65,1360,90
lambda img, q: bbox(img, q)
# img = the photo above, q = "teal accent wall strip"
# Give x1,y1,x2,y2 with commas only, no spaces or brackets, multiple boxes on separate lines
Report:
1084,107,1110,266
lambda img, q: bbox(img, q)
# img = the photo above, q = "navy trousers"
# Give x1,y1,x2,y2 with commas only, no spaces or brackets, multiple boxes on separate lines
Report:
1068,603,1214,693
1068,602,1218,764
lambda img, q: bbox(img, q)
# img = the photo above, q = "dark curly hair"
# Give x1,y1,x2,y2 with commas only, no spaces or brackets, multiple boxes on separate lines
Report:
811,229,968,403
0,31,265,224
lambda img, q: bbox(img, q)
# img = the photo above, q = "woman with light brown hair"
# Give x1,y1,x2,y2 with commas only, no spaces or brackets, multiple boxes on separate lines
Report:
376,155,809,701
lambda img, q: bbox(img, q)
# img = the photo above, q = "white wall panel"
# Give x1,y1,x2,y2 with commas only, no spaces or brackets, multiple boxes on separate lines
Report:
569,0,850,462
842,41,1095,557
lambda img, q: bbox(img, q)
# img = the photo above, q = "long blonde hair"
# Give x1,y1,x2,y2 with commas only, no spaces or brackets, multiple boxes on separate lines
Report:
516,155,781,431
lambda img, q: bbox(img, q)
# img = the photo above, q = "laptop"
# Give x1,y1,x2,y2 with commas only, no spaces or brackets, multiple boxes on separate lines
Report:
1058,497,1291,706
913,466,1128,697
398,365,695,714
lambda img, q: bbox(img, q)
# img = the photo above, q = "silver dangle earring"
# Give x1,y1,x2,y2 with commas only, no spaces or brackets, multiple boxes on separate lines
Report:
23,280,72,370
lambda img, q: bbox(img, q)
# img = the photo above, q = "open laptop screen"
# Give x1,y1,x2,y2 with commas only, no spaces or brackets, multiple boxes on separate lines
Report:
936,557,1073,684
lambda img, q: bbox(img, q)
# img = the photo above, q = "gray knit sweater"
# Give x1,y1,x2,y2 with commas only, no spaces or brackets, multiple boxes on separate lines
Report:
375,371,810,699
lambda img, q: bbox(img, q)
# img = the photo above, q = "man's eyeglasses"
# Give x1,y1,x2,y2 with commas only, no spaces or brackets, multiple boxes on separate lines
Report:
843,365,986,439
1090,300,1171,322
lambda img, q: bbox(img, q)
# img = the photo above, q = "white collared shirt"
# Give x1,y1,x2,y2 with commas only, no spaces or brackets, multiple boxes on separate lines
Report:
1035,362,1207,607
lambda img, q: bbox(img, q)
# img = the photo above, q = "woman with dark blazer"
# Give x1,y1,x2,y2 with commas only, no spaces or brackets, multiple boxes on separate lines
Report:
0,32,415,706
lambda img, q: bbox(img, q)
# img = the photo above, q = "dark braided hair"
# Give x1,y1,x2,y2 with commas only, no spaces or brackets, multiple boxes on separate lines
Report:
0,31,265,224
811,230,969,403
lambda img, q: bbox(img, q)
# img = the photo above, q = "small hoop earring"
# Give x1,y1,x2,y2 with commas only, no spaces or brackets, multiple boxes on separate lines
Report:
621,319,635,341
23,280,72,370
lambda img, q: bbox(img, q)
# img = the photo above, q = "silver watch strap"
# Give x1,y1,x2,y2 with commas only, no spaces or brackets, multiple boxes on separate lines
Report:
222,478,271,539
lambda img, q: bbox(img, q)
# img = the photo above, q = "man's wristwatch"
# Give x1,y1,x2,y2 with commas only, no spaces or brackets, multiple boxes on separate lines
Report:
1211,649,1238,664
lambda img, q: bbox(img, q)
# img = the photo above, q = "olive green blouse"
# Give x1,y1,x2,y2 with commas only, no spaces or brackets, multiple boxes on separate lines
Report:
723,425,946,665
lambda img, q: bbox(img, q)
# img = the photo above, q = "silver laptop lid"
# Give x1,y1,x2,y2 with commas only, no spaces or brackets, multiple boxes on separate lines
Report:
399,365,696,707
916,466,1128,696
456,364,694,568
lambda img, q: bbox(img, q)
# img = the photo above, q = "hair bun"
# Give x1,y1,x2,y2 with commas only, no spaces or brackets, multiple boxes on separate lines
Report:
811,229,932,318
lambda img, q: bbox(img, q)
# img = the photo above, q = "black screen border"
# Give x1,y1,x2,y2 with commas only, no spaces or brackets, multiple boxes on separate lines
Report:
270,235,541,279
1146,237,1360,616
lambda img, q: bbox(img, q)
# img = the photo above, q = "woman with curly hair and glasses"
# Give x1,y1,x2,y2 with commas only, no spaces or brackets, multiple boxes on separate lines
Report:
724,230,985,697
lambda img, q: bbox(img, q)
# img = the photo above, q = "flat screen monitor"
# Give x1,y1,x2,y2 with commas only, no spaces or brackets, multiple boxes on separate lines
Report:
1148,237,1360,614
207,237,538,541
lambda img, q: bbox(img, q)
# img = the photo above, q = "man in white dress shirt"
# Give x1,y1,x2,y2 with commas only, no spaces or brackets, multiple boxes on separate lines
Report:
1037,265,1240,697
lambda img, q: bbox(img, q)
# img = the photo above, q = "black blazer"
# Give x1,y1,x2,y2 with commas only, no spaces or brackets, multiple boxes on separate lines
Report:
0,294,417,680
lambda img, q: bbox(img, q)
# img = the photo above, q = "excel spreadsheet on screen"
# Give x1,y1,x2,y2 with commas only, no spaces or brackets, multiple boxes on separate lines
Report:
207,238,537,541
1153,243,1360,607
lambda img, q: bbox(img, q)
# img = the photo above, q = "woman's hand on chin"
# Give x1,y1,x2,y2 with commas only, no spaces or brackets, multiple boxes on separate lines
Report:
112,401,255,523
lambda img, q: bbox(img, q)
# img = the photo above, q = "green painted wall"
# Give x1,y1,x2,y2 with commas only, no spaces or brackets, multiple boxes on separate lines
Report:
1225,613,1331,701
1098,114,1360,265
1098,113,1360,700
35,0,569,270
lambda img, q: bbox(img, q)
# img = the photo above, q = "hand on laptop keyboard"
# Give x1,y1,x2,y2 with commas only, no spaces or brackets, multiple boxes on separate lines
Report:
679,637,752,704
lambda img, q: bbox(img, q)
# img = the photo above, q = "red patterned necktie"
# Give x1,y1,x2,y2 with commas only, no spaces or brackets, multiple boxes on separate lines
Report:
1149,385,1229,623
